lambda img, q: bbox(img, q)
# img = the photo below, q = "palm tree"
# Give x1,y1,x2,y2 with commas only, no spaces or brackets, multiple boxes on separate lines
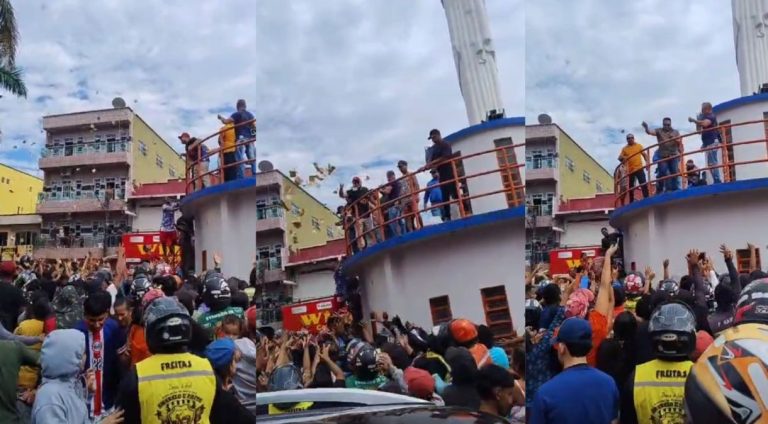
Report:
0,0,26,98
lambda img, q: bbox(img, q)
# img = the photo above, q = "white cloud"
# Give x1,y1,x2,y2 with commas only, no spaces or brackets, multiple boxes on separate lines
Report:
526,0,740,175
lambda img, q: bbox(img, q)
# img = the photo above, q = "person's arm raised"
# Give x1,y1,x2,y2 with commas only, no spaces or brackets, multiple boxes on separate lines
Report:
595,244,618,317
687,249,707,308
663,258,670,281
720,244,741,293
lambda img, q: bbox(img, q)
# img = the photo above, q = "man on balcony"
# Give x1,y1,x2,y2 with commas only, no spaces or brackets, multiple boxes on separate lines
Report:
689,102,722,184
179,132,209,190
218,99,256,178
421,129,458,222
618,133,650,203
642,118,682,194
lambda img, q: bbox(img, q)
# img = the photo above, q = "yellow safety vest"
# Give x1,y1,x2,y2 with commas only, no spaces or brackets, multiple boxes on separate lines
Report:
136,352,217,424
268,401,314,415
633,358,692,424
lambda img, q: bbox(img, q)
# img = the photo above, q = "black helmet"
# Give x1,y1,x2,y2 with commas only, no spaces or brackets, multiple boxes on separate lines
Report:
268,364,303,391
202,272,231,307
143,297,191,353
407,327,429,354
17,255,33,269
648,302,696,359
129,276,152,303
659,279,680,296
353,344,378,379
735,278,768,325
345,338,364,369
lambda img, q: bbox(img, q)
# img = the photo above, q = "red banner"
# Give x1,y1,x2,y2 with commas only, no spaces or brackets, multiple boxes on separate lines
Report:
122,232,181,264
548,246,602,275
281,296,341,334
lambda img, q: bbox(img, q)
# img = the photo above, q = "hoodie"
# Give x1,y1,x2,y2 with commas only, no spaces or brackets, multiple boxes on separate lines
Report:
32,329,89,424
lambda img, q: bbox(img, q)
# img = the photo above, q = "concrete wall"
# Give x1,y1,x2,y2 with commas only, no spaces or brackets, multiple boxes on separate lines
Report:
0,164,42,215
715,98,768,180
130,115,185,184
557,128,613,200
559,217,612,248
351,216,524,333
612,185,768,277
450,125,525,214
292,270,336,301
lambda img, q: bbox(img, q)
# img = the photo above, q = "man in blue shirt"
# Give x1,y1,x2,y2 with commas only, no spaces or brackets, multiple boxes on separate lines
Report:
529,317,619,424
689,102,722,184
423,169,444,224
218,99,256,178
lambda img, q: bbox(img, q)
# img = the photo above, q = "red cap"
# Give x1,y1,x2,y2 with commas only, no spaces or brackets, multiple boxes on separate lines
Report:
178,132,191,141
449,319,478,344
246,306,257,332
404,367,435,399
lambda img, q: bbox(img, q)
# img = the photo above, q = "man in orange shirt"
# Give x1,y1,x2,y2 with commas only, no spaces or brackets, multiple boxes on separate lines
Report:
618,134,650,202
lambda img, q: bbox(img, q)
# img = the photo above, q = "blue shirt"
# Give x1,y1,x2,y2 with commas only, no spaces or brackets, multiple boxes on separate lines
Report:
530,364,619,424
76,318,127,415
161,203,178,232
424,178,443,205
700,112,720,146
231,110,255,140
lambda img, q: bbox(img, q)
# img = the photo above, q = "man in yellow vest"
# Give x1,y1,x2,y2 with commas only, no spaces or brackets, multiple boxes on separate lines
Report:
115,297,254,423
621,301,696,424
218,122,237,182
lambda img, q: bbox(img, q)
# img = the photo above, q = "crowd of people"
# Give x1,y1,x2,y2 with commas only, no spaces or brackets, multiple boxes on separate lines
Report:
0,251,258,423
525,242,768,423
255,309,526,421
340,128,464,252
617,102,723,204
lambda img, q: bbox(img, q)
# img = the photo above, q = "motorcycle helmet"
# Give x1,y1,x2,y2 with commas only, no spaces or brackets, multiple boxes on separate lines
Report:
449,319,478,346
659,279,680,296
734,279,768,325
352,344,379,380
624,272,645,296
268,364,303,391
407,327,429,354
684,323,768,423
17,255,33,269
648,301,697,359
202,272,231,309
129,275,152,303
143,296,191,353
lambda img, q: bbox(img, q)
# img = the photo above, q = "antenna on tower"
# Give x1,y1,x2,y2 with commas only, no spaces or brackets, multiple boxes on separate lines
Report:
112,97,127,108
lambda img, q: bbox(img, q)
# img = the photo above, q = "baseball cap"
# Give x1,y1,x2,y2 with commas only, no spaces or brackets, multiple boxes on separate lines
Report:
404,367,435,399
428,129,440,140
178,132,190,140
553,317,592,346
205,338,237,371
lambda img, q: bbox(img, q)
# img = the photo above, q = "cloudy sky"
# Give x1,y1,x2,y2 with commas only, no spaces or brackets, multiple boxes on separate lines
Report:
527,0,741,175
0,0,523,209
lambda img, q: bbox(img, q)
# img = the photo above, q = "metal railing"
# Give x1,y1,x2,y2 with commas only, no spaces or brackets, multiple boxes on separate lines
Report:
38,190,126,203
614,118,768,207
35,234,123,249
256,205,284,220
41,140,130,158
185,118,257,194
343,143,525,255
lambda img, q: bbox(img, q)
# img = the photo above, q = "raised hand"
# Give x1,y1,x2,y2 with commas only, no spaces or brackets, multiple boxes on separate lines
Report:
606,243,619,257
644,266,656,281
720,244,733,260
687,249,701,266
663,259,670,268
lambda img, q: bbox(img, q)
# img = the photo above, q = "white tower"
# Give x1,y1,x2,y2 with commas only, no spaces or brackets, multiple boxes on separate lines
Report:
732,0,768,96
442,0,504,125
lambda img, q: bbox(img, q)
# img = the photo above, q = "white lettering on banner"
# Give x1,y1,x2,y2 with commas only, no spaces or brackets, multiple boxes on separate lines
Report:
583,250,596,256
316,301,332,310
292,306,308,314
558,252,573,259
152,236,160,242
129,236,144,243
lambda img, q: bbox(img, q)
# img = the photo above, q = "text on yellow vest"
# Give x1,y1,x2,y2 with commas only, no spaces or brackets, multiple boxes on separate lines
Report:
633,358,693,424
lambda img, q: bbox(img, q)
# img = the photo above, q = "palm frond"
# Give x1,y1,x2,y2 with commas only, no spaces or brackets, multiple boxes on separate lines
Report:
0,0,18,67
0,65,26,98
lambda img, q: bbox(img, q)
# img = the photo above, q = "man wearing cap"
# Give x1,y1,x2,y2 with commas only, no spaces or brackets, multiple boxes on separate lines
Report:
339,177,380,248
529,317,620,424
218,99,256,178
422,129,458,221
179,132,209,190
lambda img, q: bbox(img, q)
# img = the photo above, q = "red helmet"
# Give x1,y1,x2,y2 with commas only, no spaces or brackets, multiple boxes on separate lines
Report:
624,273,645,295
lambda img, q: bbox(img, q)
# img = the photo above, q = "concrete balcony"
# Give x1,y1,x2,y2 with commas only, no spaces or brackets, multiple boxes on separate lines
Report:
255,170,282,189
37,198,127,214
263,268,288,283
526,166,558,181
43,108,133,130
256,216,286,233
526,124,559,140
39,150,130,169
527,214,554,228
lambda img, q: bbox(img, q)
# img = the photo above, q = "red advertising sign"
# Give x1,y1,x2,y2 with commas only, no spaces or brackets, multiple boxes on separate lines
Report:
548,246,602,275
281,296,341,334
122,232,181,264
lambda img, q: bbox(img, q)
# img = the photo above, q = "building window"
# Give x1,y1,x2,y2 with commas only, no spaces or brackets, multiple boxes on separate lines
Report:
736,247,761,274
429,295,453,325
582,170,591,183
156,154,164,168
311,217,321,231
291,204,301,216
139,141,148,156
169,166,176,178
596,181,604,193
0,232,7,246
326,226,335,238
565,156,575,172
480,285,514,340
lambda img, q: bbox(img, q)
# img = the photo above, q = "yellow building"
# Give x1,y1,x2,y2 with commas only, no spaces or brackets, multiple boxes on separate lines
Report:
35,106,185,259
0,163,43,215
525,123,613,263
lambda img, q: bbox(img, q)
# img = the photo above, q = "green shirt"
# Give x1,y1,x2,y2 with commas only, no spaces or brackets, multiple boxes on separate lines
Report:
0,341,39,422
196,306,245,331
345,374,389,390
